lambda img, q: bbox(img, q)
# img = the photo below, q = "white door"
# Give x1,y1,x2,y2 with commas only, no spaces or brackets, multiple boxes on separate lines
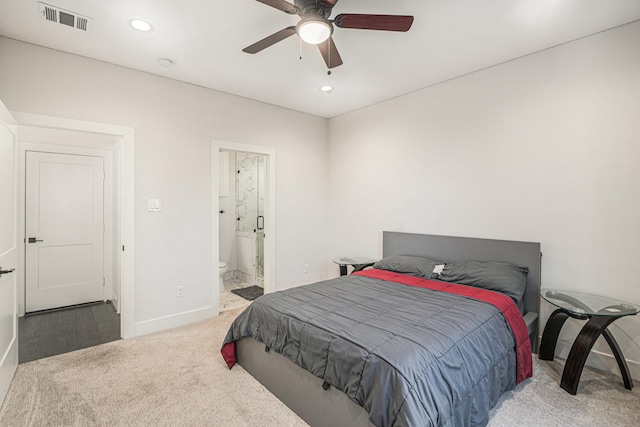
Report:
0,101,18,407
25,151,105,312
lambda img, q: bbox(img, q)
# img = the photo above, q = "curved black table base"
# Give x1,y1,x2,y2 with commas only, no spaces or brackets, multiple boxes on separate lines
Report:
539,308,634,395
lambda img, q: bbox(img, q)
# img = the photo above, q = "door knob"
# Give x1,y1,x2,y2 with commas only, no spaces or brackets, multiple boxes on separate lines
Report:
0,267,15,276
28,237,43,243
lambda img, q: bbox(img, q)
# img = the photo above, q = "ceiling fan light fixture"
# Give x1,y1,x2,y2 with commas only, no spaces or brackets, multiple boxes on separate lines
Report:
297,19,332,45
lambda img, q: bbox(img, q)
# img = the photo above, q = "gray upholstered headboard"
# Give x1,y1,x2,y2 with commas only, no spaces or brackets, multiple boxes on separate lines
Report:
383,232,541,350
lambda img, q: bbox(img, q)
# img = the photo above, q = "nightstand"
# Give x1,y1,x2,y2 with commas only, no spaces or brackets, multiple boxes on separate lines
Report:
539,289,639,394
332,256,376,276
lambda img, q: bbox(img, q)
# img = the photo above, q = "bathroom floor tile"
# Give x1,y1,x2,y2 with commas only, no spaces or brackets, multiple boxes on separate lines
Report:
219,281,255,312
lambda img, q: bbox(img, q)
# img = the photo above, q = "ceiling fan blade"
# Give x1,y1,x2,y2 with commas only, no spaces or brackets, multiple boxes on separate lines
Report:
318,0,340,7
255,0,298,14
334,14,414,32
243,27,297,54
317,37,343,69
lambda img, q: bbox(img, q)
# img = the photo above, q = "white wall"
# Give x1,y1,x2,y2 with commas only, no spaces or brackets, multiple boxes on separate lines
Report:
328,21,640,378
0,37,329,333
2,19,638,381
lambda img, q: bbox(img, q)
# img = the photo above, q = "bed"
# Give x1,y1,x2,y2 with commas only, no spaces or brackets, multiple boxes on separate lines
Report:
221,232,541,427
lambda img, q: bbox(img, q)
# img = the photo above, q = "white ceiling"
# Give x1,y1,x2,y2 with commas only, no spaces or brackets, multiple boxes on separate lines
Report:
1,0,639,118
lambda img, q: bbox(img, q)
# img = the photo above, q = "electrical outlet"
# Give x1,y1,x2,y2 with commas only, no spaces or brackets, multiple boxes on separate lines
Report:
304,264,309,274
148,199,162,212
177,286,184,297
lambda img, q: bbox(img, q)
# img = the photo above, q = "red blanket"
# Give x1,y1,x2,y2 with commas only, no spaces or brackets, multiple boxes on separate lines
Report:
353,269,532,384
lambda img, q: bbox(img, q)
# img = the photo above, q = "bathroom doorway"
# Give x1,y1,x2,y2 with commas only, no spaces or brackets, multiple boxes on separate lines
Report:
212,141,275,314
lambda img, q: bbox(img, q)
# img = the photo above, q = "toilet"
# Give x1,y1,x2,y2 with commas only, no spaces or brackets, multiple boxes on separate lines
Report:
219,261,228,292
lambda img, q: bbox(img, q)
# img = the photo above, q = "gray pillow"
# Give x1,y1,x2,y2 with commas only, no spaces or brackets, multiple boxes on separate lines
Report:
373,256,440,278
437,261,528,306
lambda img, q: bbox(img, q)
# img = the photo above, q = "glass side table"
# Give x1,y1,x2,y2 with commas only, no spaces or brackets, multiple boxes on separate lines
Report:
539,288,639,395
333,256,376,276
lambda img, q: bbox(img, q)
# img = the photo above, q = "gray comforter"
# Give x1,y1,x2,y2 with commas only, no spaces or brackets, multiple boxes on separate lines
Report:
222,273,519,427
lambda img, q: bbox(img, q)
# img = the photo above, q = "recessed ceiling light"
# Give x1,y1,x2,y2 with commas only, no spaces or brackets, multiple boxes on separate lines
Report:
157,58,174,68
320,85,333,93
128,19,154,32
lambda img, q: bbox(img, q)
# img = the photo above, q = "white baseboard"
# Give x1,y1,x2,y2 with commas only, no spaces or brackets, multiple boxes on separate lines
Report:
552,339,640,382
110,292,120,314
134,306,217,337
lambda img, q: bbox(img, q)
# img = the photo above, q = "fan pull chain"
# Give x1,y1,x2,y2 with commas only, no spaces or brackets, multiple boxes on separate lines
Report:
327,39,332,75
299,38,302,61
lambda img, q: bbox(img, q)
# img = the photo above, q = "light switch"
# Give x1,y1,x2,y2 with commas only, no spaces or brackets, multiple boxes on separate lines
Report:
148,199,162,212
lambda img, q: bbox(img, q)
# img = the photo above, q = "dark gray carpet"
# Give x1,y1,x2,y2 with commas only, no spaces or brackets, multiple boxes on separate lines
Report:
231,285,264,301
19,301,121,363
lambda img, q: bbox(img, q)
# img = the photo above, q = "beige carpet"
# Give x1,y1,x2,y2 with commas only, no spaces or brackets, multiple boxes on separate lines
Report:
489,357,640,426
1,307,639,426
0,308,308,427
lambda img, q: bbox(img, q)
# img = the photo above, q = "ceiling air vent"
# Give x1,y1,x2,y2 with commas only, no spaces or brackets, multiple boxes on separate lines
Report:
39,2,93,33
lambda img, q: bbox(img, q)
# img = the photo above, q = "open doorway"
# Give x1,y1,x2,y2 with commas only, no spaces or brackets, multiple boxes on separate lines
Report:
219,151,266,311
12,112,135,341
11,113,133,362
211,141,275,314
17,126,121,362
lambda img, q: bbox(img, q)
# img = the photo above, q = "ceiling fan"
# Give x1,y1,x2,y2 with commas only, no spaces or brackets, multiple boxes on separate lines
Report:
243,0,414,69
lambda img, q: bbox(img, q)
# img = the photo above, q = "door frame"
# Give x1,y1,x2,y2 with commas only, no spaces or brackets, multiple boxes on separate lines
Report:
12,112,135,339
211,140,276,312
22,145,113,313
0,101,18,408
